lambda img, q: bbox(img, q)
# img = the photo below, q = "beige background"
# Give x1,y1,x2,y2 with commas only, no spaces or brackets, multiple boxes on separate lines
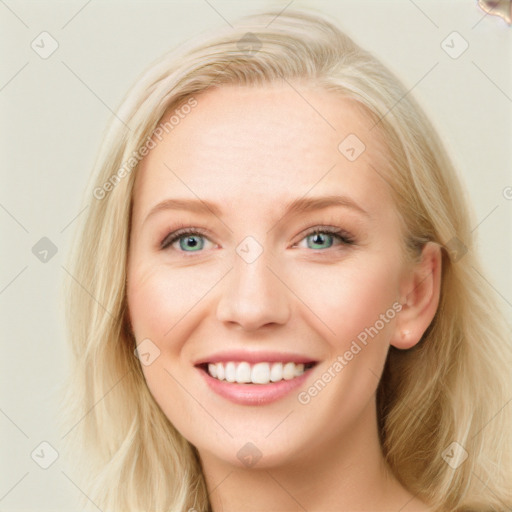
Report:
1,0,511,510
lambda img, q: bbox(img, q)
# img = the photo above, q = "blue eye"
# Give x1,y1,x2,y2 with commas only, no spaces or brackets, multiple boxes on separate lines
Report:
161,226,355,253
161,228,210,252
299,227,354,250
305,231,340,249
176,234,204,252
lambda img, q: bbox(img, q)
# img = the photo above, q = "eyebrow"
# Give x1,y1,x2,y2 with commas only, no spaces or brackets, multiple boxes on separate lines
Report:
143,194,370,225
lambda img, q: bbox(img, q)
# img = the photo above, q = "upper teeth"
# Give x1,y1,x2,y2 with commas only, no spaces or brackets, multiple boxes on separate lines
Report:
207,362,306,384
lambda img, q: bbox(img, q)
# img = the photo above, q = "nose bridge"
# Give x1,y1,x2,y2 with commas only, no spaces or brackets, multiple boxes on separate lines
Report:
215,238,290,330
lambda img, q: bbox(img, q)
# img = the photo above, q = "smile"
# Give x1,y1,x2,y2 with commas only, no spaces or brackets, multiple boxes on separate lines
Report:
194,353,318,405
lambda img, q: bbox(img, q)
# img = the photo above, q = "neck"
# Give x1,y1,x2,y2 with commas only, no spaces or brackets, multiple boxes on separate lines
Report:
199,400,426,512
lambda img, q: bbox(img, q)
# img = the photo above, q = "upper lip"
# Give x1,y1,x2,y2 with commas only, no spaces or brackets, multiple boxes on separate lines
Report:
193,350,318,366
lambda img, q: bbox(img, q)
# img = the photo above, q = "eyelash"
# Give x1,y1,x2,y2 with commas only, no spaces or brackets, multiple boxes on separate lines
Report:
297,226,355,247
161,227,210,250
160,225,355,253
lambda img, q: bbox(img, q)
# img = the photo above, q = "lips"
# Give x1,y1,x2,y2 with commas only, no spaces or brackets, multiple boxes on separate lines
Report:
194,351,318,405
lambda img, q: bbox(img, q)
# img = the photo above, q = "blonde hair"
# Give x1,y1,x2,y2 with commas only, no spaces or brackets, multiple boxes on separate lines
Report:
60,9,512,512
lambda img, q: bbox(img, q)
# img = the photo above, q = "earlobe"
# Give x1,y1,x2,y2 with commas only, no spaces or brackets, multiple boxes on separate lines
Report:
391,242,442,350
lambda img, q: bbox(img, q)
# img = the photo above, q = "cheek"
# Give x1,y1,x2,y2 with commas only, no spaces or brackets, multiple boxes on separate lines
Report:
289,257,402,435
289,254,401,351
127,261,224,342
126,262,212,436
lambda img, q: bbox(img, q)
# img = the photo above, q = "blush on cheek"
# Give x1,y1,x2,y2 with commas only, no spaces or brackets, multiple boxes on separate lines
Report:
128,266,185,339
291,261,398,351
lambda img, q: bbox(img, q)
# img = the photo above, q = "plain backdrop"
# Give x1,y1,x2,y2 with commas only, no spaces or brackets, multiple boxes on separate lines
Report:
1,0,511,510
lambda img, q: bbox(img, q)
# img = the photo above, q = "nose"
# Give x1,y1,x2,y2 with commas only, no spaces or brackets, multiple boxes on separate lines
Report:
216,249,291,332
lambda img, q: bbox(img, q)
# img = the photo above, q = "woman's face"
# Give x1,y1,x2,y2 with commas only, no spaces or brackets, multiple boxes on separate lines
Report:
127,83,412,469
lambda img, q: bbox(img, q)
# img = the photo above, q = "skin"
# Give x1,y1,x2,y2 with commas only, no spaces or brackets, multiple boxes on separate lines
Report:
126,83,441,511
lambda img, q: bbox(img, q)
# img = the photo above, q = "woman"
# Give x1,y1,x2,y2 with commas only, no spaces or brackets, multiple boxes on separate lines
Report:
61,9,512,512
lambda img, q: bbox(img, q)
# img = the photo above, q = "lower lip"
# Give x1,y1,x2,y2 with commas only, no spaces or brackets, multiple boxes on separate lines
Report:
197,366,315,406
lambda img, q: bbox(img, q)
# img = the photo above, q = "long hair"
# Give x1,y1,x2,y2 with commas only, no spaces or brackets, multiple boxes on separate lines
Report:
60,9,512,511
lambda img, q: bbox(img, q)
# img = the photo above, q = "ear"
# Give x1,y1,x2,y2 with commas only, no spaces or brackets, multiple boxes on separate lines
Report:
391,242,442,349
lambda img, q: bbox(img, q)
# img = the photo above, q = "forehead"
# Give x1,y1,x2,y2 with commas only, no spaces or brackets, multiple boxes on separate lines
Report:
132,83,394,225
